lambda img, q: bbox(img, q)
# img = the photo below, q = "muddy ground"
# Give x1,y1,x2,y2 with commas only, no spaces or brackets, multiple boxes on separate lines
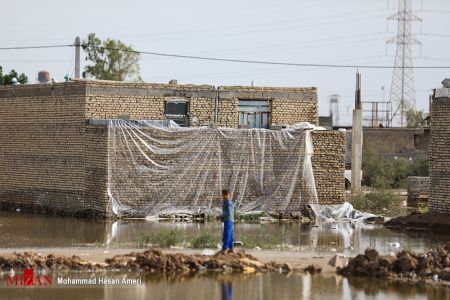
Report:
0,248,328,275
0,248,337,273
385,212,450,234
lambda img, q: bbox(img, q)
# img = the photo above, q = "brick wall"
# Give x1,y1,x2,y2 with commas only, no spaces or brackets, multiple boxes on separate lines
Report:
312,131,346,204
429,92,450,214
0,82,93,215
363,128,425,154
220,86,318,127
0,80,343,217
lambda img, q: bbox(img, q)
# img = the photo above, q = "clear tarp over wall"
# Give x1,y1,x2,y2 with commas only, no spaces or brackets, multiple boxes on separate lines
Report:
108,120,318,217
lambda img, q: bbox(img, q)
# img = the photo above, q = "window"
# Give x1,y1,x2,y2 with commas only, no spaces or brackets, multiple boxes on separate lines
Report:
165,101,188,126
239,100,270,128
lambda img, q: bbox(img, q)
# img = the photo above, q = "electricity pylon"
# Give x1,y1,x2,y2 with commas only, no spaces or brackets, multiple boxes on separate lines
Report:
387,0,422,127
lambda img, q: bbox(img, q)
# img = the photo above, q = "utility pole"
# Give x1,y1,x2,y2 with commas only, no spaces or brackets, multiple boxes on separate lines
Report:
387,0,421,127
351,72,363,194
74,36,81,78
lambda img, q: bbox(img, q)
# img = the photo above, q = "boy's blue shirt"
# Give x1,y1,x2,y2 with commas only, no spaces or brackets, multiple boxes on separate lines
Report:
222,199,234,222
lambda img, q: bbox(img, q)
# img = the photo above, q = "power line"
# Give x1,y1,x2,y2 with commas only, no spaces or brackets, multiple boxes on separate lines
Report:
1,43,450,69
0,44,73,50
90,45,450,69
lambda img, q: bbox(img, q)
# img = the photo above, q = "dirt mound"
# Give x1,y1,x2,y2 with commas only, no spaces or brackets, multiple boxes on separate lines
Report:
385,213,450,234
338,243,450,281
0,252,105,271
0,249,322,274
105,249,284,273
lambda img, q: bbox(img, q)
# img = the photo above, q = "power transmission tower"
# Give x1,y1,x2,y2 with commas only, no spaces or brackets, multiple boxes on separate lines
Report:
387,0,422,127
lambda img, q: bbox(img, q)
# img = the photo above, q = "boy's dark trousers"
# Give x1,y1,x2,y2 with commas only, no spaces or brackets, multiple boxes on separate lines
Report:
222,221,234,250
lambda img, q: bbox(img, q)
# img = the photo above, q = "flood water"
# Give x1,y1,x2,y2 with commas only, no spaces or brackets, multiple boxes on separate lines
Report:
0,271,448,300
0,211,448,255
1,211,450,299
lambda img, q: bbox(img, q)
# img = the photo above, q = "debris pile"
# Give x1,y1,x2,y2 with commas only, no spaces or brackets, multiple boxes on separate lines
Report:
338,242,450,281
0,249,318,274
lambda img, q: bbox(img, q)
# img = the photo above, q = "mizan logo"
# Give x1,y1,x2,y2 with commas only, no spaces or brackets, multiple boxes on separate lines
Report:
5,269,53,287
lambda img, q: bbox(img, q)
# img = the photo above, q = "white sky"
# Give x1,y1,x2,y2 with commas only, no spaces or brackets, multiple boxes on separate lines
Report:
1,0,449,125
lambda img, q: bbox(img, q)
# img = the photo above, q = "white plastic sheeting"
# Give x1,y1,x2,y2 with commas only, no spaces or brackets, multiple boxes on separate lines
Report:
309,202,376,223
107,120,318,217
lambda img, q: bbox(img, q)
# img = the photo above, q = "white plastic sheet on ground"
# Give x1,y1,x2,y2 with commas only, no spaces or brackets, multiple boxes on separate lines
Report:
309,202,376,223
107,120,318,217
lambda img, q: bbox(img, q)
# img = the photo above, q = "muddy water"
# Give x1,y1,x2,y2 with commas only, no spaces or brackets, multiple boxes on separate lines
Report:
0,272,448,300
1,211,450,299
0,211,448,254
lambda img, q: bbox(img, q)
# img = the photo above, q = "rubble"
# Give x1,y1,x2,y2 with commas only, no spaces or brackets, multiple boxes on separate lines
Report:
338,242,450,282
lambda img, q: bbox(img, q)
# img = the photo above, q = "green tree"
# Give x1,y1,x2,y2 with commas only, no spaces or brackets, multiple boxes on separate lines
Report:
0,66,28,85
362,150,429,189
406,109,428,128
82,33,142,82
362,149,394,189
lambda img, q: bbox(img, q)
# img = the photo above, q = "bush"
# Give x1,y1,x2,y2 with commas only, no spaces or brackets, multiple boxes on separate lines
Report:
150,229,183,248
349,189,403,212
191,232,220,248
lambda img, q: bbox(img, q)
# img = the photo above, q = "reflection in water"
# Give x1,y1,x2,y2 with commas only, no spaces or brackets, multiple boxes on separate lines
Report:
221,280,232,300
0,211,449,255
0,272,448,300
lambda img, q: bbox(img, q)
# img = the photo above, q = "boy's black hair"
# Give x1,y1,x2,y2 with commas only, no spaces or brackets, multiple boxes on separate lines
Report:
222,189,231,196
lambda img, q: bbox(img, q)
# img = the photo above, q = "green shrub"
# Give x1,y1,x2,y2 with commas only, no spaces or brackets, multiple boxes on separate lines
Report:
191,232,220,248
240,232,283,249
134,233,151,248
349,189,402,212
150,229,183,248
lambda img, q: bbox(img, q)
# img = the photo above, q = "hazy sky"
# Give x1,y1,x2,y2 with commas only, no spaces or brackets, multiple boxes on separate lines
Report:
2,0,449,125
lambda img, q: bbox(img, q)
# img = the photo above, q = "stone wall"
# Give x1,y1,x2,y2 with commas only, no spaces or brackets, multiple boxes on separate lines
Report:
0,80,342,217
429,90,450,214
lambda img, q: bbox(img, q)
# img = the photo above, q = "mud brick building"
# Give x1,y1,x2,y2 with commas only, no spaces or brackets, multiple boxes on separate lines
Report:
0,80,345,217
429,86,450,214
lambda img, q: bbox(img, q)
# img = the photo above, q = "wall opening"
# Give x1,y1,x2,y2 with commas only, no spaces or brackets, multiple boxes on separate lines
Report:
238,100,270,128
165,100,189,126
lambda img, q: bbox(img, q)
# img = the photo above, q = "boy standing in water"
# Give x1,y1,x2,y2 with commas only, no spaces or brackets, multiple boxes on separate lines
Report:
221,189,234,254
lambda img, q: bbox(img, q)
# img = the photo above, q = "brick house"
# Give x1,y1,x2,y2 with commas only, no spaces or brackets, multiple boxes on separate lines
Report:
0,80,345,217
